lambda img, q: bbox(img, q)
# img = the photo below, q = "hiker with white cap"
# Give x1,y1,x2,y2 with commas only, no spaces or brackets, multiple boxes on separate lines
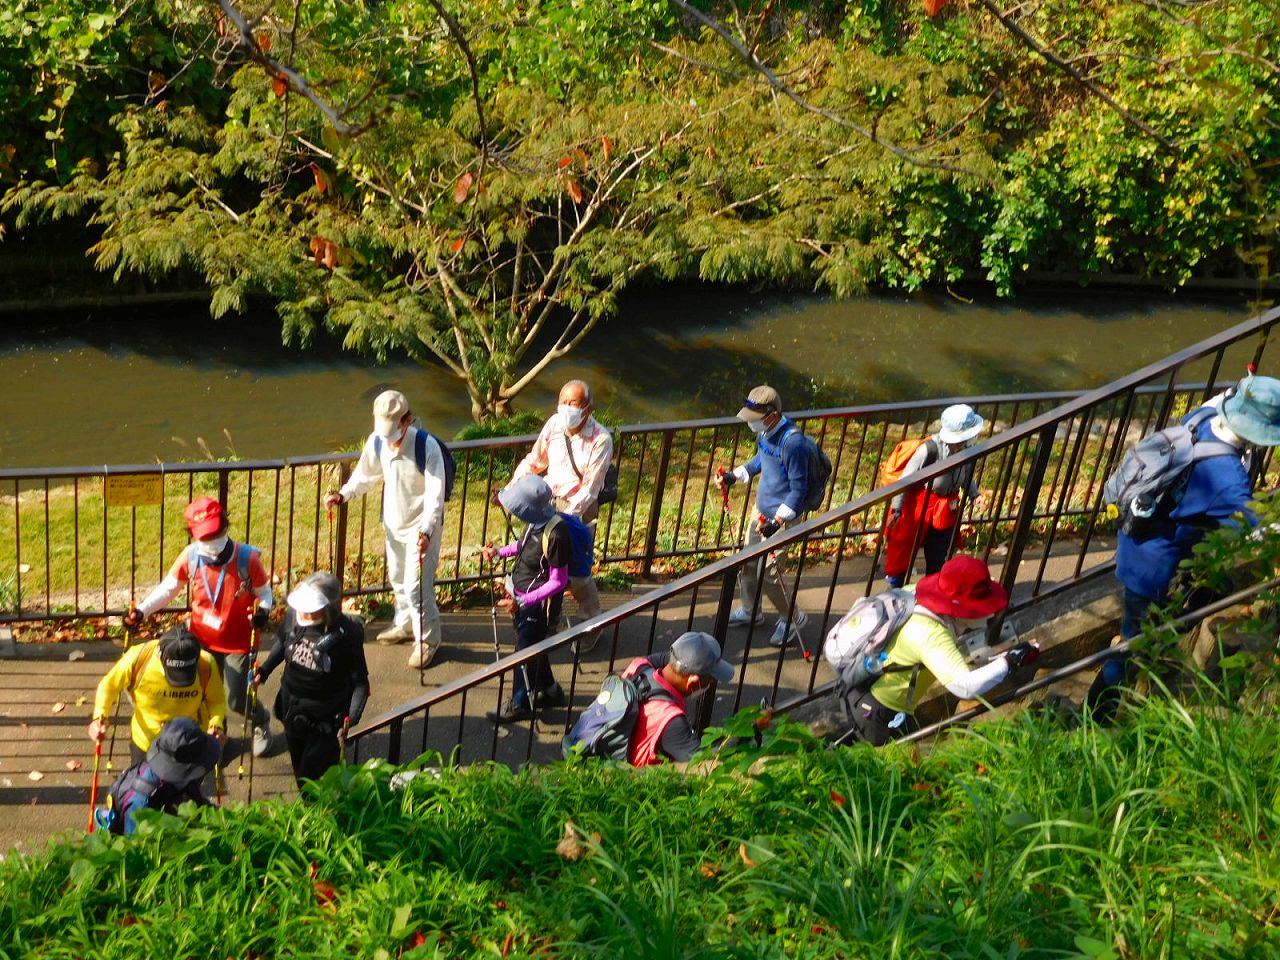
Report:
713,385,831,648
480,475,572,724
620,631,736,765
882,404,988,587
325,389,448,670
255,571,369,785
89,627,227,765
838,556,1039,746
1087,373,1280,721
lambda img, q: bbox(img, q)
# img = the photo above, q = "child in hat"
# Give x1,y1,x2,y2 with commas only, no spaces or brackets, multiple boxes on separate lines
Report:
94,716,220,835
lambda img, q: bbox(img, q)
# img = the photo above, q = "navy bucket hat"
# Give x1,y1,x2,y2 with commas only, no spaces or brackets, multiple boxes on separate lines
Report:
1222,375,1280,447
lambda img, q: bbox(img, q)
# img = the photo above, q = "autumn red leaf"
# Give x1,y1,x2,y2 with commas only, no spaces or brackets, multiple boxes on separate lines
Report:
313,878,339,906
410,931,427,947
257,32,272,52
454,171,474,204
567,179,583,204
829,789,847,807
272,76,288,98
309,162,330,195
450,237,464,253
911,782,933,792
975,763,989,776
320,242,337,270
602,135,612,162
500,931,514,958
922,0,949,15
558,155,572,169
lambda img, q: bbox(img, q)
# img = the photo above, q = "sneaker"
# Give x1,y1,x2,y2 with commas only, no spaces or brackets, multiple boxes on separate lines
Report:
377,622,414,645
407,643,436,669
252,724,272,758
769,610,809,648
486,696,533,724
728,606,766,628
534,682,566,709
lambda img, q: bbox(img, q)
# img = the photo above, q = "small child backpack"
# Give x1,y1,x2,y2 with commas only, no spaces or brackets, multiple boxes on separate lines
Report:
542,513,595,578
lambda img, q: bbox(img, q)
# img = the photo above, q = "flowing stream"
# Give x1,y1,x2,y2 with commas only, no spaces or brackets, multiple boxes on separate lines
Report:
0,286,1253,469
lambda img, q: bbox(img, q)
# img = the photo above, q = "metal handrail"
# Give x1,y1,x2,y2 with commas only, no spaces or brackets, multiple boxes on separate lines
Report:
346,304,1279,759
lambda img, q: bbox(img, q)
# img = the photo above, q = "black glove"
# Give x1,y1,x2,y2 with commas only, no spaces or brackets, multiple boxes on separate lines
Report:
758,517,780,537
251,609,270,630
123,607,144,628
1004,642,1040,671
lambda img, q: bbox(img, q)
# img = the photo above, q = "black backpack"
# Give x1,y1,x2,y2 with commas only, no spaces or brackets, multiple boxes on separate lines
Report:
562,668,677,761
770,427,833,514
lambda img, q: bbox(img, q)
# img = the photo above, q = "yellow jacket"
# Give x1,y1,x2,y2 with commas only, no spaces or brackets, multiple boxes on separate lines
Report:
92,640,226,751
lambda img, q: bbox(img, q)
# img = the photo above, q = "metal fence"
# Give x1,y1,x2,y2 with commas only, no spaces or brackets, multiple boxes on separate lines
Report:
1,389,1130,622
341,307,1279,767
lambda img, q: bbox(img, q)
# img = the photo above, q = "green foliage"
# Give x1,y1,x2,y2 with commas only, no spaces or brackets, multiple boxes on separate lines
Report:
3,689,1278,958
3,0,1279,418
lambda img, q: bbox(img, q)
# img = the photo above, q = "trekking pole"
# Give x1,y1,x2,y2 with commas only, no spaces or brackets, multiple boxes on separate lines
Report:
238,612,257,780
86,738,103,833
716,467,745,548
760,515,811,661
339,715,351,767
418,542,428,688
106,620,137,772
327,507,334,573
486,551,503,663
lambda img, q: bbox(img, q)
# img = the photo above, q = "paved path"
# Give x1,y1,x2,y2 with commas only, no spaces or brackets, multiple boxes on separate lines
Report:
0,538,1118,856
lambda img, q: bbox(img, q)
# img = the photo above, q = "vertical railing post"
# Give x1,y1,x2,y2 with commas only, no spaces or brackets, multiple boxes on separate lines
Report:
641,430,675,578
333,461,351,582
989,425,1056,643
217,469,229,510
695,563,740,735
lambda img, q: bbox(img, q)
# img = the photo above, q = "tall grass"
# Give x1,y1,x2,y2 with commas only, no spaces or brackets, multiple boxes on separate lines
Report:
1,682,1276,959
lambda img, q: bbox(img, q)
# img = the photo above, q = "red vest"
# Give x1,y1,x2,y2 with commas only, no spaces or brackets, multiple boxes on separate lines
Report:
172,543,265,654
622,657,688,767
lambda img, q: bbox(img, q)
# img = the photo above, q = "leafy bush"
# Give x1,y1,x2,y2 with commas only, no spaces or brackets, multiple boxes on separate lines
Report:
2,686,1276,958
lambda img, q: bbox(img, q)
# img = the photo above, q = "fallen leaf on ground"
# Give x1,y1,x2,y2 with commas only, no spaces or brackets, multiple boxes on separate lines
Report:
51,702,66,714
698,862,720,878
66,760,82,772
28,770,43,781
75,696,87,706
555,820,591,861
738,842,757,868
68,649,86,662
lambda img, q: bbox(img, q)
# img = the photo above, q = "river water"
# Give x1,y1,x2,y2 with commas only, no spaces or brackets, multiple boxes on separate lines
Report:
0,287,1252,469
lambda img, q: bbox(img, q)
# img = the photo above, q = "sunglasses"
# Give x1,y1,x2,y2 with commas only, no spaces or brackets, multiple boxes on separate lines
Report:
742,397,776,413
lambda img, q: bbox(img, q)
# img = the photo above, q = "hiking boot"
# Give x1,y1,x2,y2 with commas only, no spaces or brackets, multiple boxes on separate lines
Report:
407,642,436,669
486,696,533,724
534,682,566,710
769,610,809,648
376,622,414,645
728,606,765,627
252,723,273,758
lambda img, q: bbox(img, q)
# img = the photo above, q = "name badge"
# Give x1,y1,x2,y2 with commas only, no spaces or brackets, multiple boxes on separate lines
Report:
201,611,224,630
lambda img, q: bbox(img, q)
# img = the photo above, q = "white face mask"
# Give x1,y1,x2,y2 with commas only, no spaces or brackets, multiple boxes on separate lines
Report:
296,610,323,627
196,534,229,560
747,419,766,434
558,404,587,431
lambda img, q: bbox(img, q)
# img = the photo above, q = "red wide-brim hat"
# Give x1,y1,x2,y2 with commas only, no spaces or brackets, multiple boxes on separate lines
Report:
914,555,1009,619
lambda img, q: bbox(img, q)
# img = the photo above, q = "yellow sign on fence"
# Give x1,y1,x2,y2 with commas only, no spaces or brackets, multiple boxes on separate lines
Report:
105,474,164,507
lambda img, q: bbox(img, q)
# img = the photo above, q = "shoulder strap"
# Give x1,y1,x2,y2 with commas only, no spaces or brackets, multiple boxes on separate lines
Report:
924,438,940,465
635,665,679,706
373,433,383,458
541,514,563,559
131,641,158,688
414,429,428,473
199,654,212,692
563,432,584,481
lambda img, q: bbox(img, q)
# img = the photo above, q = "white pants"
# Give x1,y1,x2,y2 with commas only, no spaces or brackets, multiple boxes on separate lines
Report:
385,533,442,652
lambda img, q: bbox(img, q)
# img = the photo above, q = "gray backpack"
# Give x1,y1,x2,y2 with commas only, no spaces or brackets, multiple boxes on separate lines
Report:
823,589,917,701
1102,407,1237,537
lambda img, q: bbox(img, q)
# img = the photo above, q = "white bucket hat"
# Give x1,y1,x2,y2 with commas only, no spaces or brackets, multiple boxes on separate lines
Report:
937,404,984,444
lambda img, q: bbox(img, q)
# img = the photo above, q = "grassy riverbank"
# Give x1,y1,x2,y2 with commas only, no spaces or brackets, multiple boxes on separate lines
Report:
1,687,1275,959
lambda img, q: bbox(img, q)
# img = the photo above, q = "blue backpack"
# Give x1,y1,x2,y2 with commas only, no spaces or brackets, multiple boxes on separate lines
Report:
562,668,676,761
374,427,457,501
542,513,594,578
759,426,834,514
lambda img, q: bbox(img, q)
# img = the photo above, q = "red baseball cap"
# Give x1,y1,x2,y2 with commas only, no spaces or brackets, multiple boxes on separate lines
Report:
184,496,226,539
914,555,1009,620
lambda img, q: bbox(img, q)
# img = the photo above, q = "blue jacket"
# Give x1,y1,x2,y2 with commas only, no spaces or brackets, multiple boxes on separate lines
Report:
742,417,810,518
1116,407,1252,600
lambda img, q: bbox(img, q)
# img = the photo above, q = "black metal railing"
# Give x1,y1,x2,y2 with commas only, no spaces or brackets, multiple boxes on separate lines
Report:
1,390,1104,622
343,307,1280,767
